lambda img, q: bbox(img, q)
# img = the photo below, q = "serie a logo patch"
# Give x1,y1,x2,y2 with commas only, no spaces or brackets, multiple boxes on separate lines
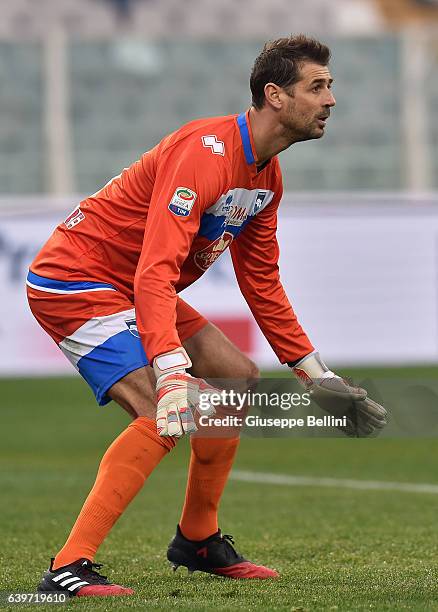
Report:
168,187,197,217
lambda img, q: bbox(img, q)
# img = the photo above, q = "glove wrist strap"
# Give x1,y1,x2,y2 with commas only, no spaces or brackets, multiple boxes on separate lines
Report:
153,347,192,380
292,351,337,388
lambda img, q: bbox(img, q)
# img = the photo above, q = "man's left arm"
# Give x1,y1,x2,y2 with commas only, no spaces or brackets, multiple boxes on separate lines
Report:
230,197,313,364
230,198,387,437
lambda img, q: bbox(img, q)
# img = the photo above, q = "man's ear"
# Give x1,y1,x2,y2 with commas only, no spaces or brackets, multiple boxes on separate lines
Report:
263,83,284,110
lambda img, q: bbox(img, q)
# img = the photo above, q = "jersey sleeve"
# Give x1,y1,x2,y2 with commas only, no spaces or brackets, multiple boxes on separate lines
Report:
229,182,314,364
134,136,230,362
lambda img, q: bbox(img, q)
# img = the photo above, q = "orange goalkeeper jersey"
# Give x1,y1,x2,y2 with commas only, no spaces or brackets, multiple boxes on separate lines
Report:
31,111,313,363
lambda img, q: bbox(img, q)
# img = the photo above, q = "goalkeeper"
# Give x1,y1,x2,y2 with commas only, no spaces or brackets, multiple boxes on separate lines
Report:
27,34,386,598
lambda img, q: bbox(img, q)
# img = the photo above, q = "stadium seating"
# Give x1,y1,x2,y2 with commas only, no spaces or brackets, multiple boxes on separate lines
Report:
0,0,383,38
69,37,406,192
0,0,436,194
0,42,44,193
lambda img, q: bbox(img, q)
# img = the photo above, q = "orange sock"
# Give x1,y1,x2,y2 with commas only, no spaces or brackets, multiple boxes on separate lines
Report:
179,436,240,541
53,416,176,569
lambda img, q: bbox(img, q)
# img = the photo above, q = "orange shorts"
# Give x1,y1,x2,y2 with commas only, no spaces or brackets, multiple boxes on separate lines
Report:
26,271,208,405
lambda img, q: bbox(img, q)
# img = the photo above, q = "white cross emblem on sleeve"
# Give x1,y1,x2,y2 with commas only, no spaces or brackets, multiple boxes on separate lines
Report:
201,135,225,156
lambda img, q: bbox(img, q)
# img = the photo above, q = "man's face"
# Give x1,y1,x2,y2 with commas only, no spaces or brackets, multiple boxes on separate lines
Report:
281,61,336,142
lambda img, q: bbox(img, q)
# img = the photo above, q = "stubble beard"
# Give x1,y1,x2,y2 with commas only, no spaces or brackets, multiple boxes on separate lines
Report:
288,121,323,144
283,105,324,144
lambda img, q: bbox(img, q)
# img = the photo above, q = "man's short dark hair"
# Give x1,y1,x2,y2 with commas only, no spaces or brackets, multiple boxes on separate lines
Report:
250,35,331,109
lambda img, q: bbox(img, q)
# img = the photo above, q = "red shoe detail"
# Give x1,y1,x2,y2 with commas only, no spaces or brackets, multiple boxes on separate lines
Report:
196,546,208,558
213,561,279,579
76,584,134,597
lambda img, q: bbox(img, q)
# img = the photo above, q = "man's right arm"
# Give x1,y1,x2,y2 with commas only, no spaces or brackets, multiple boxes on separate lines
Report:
134,136,229,436
134,137,229,364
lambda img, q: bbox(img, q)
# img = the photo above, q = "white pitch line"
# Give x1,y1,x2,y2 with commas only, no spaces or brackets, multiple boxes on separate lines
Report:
230,470,438,495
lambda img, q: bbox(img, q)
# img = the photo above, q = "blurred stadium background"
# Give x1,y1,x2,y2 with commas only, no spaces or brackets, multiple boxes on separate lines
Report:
2,2,438,608
1,0,438,374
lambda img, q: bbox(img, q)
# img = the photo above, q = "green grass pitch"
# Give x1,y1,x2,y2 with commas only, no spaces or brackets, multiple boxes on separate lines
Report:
1,367,438,611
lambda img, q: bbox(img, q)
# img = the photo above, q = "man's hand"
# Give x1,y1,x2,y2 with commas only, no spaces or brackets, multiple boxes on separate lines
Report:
291,351,387,437
153,347,216,437
155,372,201,437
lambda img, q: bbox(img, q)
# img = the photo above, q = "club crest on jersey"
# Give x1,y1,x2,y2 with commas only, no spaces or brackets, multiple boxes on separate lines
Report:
64,207,85,229
194,231,233,271
254,191,268,214
125,318,140,338
168,187,197,217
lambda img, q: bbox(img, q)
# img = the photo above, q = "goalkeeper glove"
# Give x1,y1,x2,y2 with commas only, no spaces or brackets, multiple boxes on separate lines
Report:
291,351,387,437
153,347,216,437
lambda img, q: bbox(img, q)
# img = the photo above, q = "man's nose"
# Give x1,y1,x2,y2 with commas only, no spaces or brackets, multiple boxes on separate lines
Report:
326,91,336,107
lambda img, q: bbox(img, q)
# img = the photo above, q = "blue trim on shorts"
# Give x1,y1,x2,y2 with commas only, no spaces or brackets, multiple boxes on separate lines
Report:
237,113,255,165
77,329,149,405
27,271,116,292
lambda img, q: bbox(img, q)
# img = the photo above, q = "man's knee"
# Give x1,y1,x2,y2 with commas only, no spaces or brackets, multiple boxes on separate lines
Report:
233,358,259,394
246,359,260,382
184,322,260,385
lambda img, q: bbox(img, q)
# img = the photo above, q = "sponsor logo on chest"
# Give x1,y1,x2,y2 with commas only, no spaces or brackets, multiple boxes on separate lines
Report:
207,188,274,225
194,231,234,271
227,205,248,227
